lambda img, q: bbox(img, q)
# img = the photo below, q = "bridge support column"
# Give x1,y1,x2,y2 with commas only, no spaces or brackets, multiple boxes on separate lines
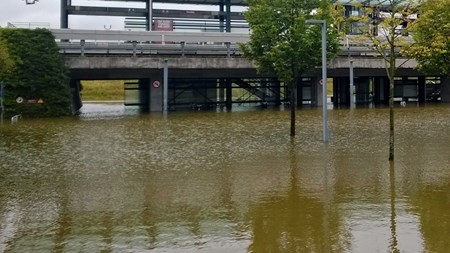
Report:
149,71,163,112
226,79,232,110
441,76,450,103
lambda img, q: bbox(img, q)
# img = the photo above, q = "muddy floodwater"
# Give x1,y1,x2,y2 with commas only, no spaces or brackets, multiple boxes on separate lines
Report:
1,104,449,252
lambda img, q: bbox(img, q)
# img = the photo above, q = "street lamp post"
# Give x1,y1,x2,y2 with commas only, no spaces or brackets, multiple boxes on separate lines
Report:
306,19,329,142
347,36,355,109
163,59,168,116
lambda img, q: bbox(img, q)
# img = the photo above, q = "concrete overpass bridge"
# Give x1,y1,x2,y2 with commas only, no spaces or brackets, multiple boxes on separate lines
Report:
52,29,448,112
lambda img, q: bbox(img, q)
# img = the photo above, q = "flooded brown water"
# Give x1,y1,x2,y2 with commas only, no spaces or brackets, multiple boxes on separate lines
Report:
0,104,449,252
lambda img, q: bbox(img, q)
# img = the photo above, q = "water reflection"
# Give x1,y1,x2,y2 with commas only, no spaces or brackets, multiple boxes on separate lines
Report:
248,141,346,252
0,104,449,252
389,162,399,253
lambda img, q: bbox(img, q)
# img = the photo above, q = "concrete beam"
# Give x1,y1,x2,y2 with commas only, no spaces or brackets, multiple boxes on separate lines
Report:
330,57,418,69
64,55,421,72
64,56,254,70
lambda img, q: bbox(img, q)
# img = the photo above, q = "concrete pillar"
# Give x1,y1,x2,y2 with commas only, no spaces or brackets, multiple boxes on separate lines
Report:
60,0,69,28
149,71,163,112
441,76,450,103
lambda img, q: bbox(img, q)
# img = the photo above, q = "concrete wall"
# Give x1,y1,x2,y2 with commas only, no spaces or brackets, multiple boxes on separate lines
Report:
64,55,420,76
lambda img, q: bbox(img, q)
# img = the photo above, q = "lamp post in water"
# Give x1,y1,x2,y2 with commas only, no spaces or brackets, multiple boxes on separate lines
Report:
346,35,355,109
306,19,329,142
163,59,168,116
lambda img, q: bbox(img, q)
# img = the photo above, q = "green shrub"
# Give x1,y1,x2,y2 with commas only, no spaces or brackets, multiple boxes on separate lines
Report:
0,28,72,117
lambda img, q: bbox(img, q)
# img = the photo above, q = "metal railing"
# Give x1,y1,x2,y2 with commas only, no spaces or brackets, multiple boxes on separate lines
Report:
52,29,247,56
52,28,410,57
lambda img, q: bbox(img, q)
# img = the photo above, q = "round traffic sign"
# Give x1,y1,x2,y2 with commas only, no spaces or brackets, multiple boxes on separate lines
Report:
16,97,24,103
152,80,161,88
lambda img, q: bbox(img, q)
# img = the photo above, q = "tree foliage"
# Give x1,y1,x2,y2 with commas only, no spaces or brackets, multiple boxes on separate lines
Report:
0,37,13,76
0,28,72,117
351,0,417,160
242,0,339,83
241,0,339,136
409,0,450,76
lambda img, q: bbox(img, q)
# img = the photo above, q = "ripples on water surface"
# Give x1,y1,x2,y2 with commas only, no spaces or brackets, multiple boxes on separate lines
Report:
0,103,449,252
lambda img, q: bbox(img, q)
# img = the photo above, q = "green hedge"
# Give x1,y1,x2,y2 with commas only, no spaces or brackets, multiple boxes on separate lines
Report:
0,28,72,117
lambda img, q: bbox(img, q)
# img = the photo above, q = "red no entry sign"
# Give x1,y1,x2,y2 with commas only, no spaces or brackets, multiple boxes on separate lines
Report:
152,80,161,88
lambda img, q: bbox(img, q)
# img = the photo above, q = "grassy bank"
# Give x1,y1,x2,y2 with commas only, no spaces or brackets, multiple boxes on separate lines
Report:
81,80,124,101
79,79,334,101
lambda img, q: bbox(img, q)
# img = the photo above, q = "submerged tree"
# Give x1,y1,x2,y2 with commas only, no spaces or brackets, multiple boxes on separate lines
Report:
352,0,417,160
241,0,339,137
408,0,450,77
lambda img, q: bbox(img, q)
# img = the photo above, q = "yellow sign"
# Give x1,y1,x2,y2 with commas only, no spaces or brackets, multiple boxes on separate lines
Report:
37,98,44,104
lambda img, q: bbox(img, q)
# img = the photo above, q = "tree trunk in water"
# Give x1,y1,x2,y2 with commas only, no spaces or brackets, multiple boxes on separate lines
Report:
389,77,394,160
290,82,296,137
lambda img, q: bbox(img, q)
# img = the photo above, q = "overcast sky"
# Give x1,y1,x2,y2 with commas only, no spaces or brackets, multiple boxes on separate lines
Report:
0,0,238,30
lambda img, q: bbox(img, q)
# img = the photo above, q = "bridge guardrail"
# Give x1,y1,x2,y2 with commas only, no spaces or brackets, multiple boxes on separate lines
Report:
52,29,409,57
50,29,250,44
58,41,242,56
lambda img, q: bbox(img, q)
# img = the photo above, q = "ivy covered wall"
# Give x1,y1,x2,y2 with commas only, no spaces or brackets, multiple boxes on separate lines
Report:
0,28,72,117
